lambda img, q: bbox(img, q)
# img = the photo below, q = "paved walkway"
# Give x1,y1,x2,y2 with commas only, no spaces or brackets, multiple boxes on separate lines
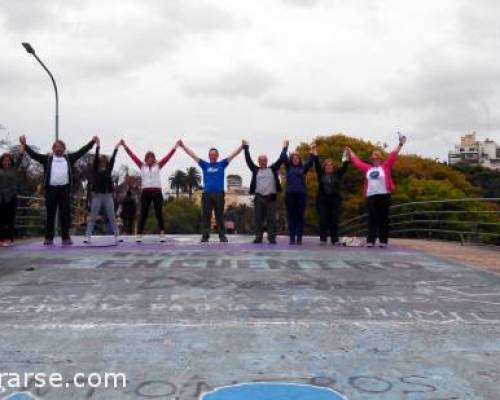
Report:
0,236,499,399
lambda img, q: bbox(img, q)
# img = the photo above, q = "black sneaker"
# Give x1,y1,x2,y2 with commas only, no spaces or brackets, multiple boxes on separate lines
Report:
268,237,277,244
219,235,228,243
289,237,296,245
43,239,54,246
200,235,209,243
253,237,263,244
296,236,303,245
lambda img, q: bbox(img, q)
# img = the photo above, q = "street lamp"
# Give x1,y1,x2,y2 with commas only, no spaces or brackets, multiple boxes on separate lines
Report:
22,42,59,141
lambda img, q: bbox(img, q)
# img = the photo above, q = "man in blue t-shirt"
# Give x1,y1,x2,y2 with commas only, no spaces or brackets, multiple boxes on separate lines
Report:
178,140,244,242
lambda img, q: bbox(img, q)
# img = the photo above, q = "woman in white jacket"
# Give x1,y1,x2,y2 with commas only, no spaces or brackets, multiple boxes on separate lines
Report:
120,139,178,242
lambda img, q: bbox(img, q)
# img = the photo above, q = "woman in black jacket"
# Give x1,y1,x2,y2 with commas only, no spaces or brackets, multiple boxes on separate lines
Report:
314,151,349,245
84,138,121,243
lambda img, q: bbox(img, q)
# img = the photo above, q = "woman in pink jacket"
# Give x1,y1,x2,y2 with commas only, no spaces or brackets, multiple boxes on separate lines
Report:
347,135,406,247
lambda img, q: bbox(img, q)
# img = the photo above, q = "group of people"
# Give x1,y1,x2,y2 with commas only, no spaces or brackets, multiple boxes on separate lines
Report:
0,133,406,247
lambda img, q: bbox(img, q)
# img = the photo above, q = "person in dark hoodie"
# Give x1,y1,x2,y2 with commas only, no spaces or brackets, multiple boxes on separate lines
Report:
243,139,288,244
314,148,350,245
20,134,97,245
0,147,25,247
120,189,137,235
84,138,121,244
283,143,316,245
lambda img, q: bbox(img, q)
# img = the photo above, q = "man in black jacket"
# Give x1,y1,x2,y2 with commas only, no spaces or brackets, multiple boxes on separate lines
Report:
20,135,97,245
243,139,288,244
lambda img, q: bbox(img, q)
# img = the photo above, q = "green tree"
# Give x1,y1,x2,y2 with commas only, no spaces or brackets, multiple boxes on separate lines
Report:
185,167,202,199
169,170,187,198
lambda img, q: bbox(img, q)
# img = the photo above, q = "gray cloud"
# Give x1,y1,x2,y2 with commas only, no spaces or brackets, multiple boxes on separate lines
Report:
262,95,384,113
0,0,245,81
182,65,276,99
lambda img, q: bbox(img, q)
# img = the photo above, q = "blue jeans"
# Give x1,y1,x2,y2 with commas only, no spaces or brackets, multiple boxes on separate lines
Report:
285,192,306,240
86,193,119,236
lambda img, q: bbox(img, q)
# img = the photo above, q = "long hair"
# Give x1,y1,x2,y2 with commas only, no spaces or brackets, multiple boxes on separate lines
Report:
0,152,15,169
289,152,303,166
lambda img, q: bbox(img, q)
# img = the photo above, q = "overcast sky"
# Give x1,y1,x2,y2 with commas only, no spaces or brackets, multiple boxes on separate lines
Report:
1,0,499,187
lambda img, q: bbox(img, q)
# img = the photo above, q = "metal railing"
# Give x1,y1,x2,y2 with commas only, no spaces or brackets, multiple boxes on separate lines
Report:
339,198,500,245
15,195,87,237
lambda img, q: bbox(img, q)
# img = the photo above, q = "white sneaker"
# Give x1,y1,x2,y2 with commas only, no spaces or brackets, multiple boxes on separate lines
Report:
135,235,142,243
83,236,91,244
379,242,387,248
366,242,375,248
114,236,122,244
159,233,166,243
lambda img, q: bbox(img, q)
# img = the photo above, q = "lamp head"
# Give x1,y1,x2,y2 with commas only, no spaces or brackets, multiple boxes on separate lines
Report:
22,42,35,54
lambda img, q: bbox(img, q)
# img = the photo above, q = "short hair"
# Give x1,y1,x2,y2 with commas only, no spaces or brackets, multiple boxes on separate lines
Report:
209,148,219,154
0,152,14,168
52,140,66,150
322,158,335,169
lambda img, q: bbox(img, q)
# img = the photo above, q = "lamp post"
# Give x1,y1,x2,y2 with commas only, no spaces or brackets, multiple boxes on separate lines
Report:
21,42,59,141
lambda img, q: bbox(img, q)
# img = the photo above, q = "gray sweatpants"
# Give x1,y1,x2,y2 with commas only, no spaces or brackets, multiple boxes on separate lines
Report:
86,193,119,237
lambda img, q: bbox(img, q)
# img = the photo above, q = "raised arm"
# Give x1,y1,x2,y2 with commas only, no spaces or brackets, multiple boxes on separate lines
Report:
303,143,317,173
227,141,244,163
108,141,120,172
314,155,322,178
19,135,48,165
178,140,200,164
121,139,143,168
242,140,257,171
93,139,100,171
68,136,97,164
385,138,405,169
336,160,349,177
271,139,289,170
158,142,178,169
347,147,371,173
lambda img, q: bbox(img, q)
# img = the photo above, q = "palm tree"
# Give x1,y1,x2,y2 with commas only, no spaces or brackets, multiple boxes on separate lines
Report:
185,166,202,200
169,170,187,198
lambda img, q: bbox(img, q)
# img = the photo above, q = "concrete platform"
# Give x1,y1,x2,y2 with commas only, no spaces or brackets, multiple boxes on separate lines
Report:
0,235,499,399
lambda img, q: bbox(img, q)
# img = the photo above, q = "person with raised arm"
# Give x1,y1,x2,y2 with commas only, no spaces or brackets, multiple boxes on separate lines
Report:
84,138,121,244
178,139,244,242
314,147,350,245
120,139,178,243
283,142,316,245
20,134,97,245
243,139,288,244
346,133,406,248
0,145,25,247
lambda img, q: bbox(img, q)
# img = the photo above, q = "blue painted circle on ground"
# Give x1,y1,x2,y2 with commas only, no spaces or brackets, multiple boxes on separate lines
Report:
201,382,347,400
4,393,36,400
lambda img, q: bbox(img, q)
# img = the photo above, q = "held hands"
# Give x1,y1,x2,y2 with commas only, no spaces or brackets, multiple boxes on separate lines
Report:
92,136,99,145
242,139,248,146
283,139,289,148
310,143,317,155
397,131,407,146
19,135,27,146
177,139,184,149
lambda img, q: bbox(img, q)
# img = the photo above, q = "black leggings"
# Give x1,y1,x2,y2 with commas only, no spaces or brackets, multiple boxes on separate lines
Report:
316,195,341,242
366,193,391,244
0,196,17,242
138,190,164,234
